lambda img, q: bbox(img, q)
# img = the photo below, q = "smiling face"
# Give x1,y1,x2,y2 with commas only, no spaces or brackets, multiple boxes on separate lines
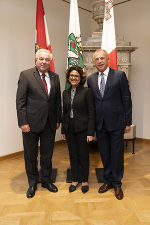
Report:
93,50,109,72
35,49,52,73
69,70,81,88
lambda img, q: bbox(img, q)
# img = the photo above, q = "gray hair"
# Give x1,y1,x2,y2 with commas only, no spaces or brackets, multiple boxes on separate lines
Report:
35,49,53,60
93,49,109,61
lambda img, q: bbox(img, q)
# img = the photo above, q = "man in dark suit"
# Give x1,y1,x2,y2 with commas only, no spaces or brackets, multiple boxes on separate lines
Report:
87,49,132,200
16,49,61,198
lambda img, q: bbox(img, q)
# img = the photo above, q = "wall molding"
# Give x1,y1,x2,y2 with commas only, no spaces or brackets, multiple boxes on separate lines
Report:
1,138,150,161
0,140,65,161
0,150,24,161
136,138,150,143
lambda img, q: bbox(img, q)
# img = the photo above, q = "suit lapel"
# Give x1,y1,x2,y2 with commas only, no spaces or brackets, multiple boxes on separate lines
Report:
93,72,102,100
72,85,83,105
48,71,54,98
33,67,48,97
67,89,71,106
103,68,114,97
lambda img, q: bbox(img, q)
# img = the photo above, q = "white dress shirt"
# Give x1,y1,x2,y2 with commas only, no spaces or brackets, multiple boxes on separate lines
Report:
98,67,110,90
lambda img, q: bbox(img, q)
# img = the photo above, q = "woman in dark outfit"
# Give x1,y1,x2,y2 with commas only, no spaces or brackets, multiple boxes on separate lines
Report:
61,66,95,193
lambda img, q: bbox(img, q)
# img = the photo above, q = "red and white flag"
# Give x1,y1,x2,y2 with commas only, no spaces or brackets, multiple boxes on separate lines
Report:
101,0,118,70
35,0,55,72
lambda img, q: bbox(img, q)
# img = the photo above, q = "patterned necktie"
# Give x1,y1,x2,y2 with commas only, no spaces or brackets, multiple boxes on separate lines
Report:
100,73,105,97
42,74,48,96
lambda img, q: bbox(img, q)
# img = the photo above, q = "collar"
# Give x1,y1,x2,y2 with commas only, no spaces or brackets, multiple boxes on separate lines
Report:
69,84,84,91
38,70,49,78
99,67,109,76
71,88,76,92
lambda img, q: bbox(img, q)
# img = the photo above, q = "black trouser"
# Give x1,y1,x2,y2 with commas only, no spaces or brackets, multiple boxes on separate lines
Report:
22,121,56,186
96,123,124,188
66,119,89,182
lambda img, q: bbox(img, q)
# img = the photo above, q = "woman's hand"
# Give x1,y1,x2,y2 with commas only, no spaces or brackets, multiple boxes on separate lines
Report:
56,123,60,129
87,136,93,143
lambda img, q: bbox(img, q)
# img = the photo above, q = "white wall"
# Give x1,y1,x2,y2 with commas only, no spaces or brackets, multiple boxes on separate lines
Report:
0,0,92,156
114,0,150,139
1,0,149,157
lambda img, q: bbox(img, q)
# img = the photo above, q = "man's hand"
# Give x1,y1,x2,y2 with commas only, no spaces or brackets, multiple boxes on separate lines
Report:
124,125,131,133
61,134,66,140
20,124,30,133
87,136,94,143
56,123,60,129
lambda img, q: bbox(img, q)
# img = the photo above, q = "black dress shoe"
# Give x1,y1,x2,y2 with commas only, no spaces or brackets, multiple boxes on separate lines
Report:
69,184,79,193
81,185,89,193
41,183,58,193
26,185,37,198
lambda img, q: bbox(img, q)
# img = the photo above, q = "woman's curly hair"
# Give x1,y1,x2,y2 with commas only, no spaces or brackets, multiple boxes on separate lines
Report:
65,65,86,85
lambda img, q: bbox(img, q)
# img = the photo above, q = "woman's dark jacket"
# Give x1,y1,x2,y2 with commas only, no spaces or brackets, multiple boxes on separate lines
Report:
61,85,95,136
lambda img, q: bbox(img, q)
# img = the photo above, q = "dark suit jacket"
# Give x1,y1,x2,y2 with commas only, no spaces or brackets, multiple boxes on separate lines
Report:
16,67,61,132
61,85,95,136
87,68,132,131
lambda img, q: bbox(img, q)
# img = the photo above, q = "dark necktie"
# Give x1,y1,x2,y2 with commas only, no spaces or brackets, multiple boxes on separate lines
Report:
42,74,48,96
100,73,105,97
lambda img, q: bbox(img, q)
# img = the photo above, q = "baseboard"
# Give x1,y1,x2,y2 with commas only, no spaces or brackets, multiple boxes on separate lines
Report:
136,138,150,142
1,138,149,161
0,140,65,161
0,150,24,161
54,140,66,146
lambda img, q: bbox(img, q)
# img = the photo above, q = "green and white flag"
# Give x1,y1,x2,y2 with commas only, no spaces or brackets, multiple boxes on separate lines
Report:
67,0,84,69
66,0,84,89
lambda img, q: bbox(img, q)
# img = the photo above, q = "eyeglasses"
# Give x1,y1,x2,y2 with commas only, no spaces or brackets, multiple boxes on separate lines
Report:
69,74,80,79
